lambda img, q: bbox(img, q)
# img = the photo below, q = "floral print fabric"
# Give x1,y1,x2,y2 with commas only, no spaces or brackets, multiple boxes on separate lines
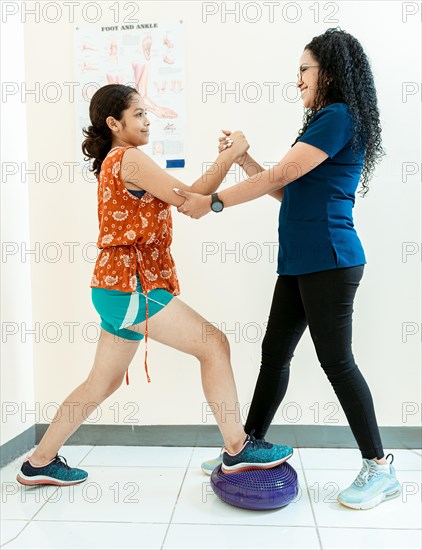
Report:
90,145,180,297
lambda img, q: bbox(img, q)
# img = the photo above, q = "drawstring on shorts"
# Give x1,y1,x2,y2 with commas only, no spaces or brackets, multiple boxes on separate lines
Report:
125,287,168,386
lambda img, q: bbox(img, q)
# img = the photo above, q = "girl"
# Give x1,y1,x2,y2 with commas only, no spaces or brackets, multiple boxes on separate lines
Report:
174,28,402,510
16,84,293,488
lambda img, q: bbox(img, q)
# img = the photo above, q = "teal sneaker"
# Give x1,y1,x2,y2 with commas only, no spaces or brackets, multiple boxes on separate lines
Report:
16,453,88,487
337,453,401,510
221,431,293,474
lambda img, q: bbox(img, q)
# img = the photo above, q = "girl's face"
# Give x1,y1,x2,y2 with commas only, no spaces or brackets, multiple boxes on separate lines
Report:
108,94,151,147
297,49,321,110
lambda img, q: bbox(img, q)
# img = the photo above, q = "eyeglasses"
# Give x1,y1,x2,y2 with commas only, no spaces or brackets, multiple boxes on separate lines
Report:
297,65,319,80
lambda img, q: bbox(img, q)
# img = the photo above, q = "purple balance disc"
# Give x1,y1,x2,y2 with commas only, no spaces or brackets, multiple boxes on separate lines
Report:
210,462,299,511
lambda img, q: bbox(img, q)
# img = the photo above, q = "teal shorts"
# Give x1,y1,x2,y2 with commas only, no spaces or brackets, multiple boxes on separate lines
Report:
91,273,174,341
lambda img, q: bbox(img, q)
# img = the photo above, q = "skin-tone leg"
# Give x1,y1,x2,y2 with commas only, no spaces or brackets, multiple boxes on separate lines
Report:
124,297,247,453
29,330,141,466
29,297,247,466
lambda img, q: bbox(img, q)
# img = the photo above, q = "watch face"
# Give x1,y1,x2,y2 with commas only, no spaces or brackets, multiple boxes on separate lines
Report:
211,201,224,212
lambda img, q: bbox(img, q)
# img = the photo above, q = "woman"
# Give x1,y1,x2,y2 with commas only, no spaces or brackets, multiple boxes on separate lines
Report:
174,28,401,510
16,84,293,487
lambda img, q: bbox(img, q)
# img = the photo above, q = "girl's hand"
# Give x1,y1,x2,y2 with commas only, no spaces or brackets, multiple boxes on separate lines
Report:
218,129,233,153
219,129,248,165
173,188,211,219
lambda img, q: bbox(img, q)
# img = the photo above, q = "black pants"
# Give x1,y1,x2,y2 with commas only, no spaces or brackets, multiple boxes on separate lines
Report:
244,265,384,460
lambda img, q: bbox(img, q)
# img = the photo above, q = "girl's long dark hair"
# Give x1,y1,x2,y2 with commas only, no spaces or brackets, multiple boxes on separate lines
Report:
82,84,139,179
292,27,385,197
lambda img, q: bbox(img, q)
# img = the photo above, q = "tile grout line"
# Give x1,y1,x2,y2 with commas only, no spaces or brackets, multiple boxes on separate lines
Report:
2,445,421,543
296,447,324,550
1,444,97,544
160,446,196,550
0,520,30,549
75,445,97,467
1,446,195,548
2,518,421,530
0,448,62,548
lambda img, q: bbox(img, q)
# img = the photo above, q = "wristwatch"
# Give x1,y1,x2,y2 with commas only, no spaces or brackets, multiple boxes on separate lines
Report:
211,192,224,213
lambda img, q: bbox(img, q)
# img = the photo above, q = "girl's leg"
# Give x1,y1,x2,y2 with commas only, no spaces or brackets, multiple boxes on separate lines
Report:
298,265,385,460
124,297,247,453
29,329,140,466
244,275,308,439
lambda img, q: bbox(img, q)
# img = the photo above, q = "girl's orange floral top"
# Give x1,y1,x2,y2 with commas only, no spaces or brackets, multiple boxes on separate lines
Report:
90,145,180,384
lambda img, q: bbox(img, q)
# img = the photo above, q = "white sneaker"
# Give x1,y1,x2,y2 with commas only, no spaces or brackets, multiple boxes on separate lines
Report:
337,453,401,510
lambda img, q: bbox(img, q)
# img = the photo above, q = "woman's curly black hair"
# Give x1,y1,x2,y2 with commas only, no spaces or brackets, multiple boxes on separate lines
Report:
292,27,385,197
82,84,139,179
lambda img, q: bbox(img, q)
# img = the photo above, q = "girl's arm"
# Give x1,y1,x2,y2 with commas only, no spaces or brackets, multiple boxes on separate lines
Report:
174,141,328,217
218,131,284,202
188,154,235,196
120,133,248,208
190,131,248,195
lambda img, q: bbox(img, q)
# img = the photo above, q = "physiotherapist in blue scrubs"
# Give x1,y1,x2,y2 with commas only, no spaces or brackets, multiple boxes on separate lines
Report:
174,27,402,510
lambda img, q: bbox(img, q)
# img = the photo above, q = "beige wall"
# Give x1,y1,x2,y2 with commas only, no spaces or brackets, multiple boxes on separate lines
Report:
5,1,419,437
1,14,35,445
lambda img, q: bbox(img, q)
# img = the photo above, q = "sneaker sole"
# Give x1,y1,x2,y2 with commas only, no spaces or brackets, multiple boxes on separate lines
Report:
221,452,293,475
16,473,88,487
337,485,402,510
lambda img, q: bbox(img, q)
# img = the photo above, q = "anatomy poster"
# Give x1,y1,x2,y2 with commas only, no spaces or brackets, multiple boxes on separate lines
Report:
74,21,186,170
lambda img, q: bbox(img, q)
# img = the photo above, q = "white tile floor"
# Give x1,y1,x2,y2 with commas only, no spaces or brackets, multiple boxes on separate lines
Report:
0,446,421,550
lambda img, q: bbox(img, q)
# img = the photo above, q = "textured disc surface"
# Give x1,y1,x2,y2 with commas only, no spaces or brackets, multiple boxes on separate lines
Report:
211,462,299,511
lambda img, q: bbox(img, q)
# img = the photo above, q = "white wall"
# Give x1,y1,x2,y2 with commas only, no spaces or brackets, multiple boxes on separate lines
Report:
0,14,35,445
17,1,420,430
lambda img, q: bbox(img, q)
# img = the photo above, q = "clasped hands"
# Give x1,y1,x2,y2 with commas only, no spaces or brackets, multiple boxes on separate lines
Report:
174,130,249,219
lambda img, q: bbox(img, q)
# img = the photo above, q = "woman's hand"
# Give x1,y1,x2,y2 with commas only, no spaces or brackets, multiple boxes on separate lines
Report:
173,188,212,219
219,129,248,166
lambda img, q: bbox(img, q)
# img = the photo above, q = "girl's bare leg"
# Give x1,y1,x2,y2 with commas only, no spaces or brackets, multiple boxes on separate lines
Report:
29,330,140,466
125,297,247,454
30,295,247,465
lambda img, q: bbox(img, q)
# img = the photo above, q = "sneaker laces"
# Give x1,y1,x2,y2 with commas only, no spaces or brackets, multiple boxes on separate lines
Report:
246,429,272,450
52,454,71,470
353,459,381,487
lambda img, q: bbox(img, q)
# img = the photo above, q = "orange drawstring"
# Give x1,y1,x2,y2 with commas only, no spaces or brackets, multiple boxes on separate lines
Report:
124,281,151,385
144,295,151,383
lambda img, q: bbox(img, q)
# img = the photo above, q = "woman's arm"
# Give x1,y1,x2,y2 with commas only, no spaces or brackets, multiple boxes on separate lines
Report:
236,152,284,203
175,141,328,217
120,132,248,207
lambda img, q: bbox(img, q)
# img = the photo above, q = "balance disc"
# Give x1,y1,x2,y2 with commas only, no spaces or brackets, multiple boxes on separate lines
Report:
210,462,299,511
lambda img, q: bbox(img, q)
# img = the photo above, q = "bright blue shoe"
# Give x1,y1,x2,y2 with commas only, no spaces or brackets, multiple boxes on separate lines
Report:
337,453,401,509
16,453,88,487
221,431,293,474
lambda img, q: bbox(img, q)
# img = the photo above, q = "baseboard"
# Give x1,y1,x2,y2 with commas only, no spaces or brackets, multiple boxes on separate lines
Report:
0,425,36,468
1,424,420,469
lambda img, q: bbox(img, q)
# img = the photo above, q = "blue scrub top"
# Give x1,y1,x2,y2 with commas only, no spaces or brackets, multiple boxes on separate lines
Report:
277,102,367,276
